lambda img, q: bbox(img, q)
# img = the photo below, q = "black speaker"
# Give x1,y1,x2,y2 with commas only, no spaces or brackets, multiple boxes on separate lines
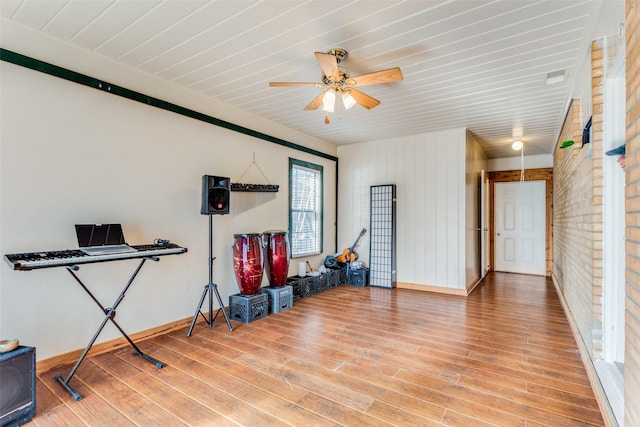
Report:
201,175,230,215
0,346,36,427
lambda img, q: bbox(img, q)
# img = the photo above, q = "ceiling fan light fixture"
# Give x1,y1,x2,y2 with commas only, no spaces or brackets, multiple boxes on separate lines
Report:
269,48,402,118
512,140,523,150
341,91,357,110
322,89,336,112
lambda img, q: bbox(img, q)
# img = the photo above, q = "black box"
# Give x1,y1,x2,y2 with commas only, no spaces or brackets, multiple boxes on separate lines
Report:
286,277,303,301
287,275,316,298
1,346,36,427
261,285,293,313
327,269,340,287
347,268,369,287
229,293,268,323
336,265,348,284
314,273,328,293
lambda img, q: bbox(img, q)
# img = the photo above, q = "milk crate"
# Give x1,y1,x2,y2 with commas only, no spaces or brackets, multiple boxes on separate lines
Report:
287,275,316,297
301,275,317,296
314,273,329,292
286,277,303,301
229,293,268,323
347,268,369,287
327,269,340,287
338,266,348,284
261,285,293,314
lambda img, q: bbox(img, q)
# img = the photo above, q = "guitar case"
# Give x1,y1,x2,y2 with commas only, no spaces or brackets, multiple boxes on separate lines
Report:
324,255,339,268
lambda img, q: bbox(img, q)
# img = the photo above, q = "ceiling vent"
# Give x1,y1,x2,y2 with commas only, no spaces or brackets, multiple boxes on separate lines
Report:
546,70,566,85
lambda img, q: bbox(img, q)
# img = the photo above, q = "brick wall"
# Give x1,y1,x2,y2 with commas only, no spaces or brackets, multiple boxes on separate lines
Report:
552,35,623,422
625,2,640,425
552,3,640,424
553,90,603,359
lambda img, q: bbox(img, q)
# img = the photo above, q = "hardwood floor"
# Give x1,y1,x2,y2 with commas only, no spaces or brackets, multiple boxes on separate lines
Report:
29,272,604,426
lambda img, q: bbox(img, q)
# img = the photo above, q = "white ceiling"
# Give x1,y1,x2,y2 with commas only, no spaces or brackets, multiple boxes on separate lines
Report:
0,0,622,158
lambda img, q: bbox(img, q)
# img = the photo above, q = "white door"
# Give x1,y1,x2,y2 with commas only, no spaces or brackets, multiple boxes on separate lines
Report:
495,181,546,275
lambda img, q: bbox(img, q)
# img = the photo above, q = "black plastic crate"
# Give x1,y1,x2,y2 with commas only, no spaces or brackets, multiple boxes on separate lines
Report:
314,273,329,292
301,275,317,296
286,277,303,301
327,269,340,287
229,293,268,323
287,275,316,297
338,266,348,284
261,285,293,313
347,268,369,287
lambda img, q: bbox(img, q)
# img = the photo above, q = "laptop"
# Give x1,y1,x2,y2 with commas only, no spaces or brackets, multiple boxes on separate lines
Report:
75,224,138,256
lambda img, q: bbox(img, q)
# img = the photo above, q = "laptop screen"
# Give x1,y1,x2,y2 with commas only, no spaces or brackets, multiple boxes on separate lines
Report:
75,224,126,247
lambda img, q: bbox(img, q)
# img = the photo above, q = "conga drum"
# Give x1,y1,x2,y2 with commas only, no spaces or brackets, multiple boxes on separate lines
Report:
263,230,290,287
232,233,264,295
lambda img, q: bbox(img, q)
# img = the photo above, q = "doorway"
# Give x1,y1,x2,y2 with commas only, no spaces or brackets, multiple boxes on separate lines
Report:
479,170,490,278
494,180,546,275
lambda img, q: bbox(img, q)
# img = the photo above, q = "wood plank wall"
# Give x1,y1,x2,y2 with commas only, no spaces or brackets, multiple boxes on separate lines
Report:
337,129,467,290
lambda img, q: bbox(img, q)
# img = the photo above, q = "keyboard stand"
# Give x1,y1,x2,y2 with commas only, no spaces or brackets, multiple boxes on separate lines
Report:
54,256,165,401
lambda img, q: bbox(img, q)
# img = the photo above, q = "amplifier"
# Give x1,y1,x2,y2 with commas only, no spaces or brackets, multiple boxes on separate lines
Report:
0,346,36,426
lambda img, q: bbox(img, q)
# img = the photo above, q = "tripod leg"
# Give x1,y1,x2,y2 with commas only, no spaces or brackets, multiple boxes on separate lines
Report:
208,282,214,326
212,283,234,332
187,214,233,335
187,285,209,337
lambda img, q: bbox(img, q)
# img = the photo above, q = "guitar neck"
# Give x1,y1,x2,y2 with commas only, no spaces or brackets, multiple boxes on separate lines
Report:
349,229,367,252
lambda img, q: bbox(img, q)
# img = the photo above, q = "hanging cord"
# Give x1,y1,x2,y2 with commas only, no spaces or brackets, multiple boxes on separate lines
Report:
236,152,272,184
520,144,525,183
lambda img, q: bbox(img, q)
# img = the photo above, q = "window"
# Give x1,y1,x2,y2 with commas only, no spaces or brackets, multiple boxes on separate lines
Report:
289,158,323,257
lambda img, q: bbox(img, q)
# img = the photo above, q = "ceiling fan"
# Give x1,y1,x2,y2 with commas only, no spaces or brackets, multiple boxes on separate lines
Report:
269,48,403,122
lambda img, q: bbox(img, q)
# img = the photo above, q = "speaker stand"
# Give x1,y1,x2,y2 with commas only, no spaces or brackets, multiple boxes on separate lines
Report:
187,214,233,337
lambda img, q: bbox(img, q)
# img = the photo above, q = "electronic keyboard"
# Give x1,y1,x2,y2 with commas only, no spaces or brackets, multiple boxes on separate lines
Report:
4,243,187,271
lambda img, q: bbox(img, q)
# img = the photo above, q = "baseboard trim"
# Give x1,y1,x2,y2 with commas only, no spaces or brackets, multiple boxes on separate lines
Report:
396,282,468,296
466,276,484,295
36,317,193,374
551,273,619,427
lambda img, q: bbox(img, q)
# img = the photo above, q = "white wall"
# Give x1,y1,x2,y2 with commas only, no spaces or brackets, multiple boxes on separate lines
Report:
337,129,467,290
0,23,337,361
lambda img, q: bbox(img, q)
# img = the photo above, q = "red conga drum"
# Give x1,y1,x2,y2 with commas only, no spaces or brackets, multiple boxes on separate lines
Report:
263,230,290,287
232,233,264,295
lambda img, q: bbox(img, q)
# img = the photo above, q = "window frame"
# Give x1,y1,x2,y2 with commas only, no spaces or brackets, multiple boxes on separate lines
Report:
289,158,323,258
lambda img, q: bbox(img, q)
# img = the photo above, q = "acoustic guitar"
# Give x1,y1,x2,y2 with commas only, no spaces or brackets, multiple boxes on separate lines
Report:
336,228,367,263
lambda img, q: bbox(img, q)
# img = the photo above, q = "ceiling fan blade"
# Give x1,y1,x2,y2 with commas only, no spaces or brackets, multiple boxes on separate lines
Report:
304,89,328,110
349,89,380,110
349,67,403,86
269,82,321,87
314,52,339,79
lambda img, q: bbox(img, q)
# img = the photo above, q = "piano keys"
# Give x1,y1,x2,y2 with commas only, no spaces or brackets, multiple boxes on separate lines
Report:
4,243,187,271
